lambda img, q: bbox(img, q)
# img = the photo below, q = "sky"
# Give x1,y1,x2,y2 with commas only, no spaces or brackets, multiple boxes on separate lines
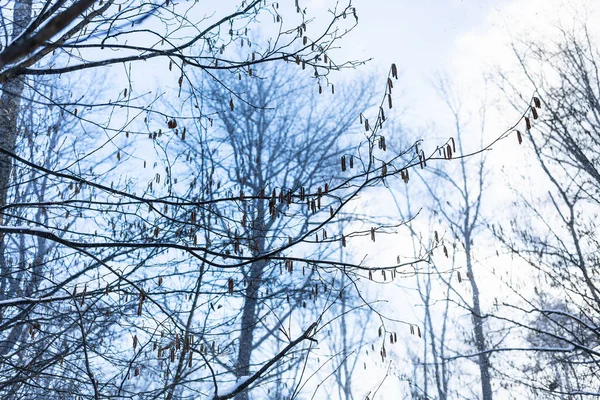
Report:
333,0,501,119
327,0,596,131
342,0,499,78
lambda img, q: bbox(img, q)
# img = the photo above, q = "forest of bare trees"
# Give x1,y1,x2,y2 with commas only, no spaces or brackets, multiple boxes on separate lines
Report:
1,0,599,399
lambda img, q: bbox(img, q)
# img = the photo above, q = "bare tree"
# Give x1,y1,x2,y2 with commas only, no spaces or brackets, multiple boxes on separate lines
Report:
392,82,497,400
491,18,600,398
174,63,375,399
390,179,455,400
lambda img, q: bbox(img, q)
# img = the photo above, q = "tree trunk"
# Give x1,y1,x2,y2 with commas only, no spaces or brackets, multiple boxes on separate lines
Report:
465,238,493,400
235,213,267,400
0,0,32,211
0,0,33,357
235,258,266,400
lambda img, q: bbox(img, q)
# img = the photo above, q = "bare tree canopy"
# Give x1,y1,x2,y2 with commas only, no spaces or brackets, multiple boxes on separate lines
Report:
1,0,583,399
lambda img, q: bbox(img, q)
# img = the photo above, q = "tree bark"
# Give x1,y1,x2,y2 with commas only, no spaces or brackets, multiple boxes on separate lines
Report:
0,0,33,357
0,0,32,215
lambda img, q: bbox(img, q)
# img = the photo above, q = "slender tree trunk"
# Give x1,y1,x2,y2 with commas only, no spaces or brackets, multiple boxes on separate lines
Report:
465,237,493,400
235,214,267,400
235,260,266,400
338,273,353,400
